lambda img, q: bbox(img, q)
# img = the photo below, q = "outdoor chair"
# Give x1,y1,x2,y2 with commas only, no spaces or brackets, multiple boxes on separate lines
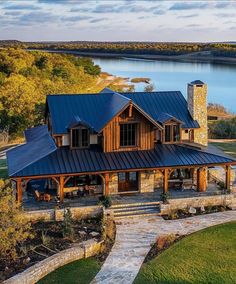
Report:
34,190,52,202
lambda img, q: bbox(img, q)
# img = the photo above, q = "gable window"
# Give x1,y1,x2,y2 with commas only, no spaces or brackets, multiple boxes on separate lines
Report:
71,128,89,148
120,123,137,147
164,124,180,143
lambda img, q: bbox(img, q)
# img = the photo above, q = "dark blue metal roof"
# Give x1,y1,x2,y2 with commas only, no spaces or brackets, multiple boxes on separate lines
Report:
46,92,131,134
46,91,199,134
7,131,57,177
24,125,48,142
10,144,236,178
122,91,199,129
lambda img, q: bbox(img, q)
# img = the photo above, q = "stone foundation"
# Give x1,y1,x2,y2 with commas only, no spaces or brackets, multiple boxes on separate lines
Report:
4,239,103,284
24,205,103,222
154,170,163,189
139,171,154,193
160,194,236,215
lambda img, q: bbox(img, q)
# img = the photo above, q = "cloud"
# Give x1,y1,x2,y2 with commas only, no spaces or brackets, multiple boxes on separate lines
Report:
4,11,21,16
178,13,198,19
19,11,57,24
3,4,41,10
61,15,91,22
215,13,236,18
89,18,108,23
37,0,76,4
169,2,208,10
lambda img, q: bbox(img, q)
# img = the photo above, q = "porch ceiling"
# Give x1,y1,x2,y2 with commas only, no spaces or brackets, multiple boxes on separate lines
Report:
9,144,236,179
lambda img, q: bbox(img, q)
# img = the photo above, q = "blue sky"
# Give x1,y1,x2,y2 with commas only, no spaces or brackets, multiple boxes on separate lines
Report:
0,0,236,42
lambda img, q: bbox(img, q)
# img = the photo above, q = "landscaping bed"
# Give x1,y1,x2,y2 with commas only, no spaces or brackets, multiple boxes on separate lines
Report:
0,216,103,282
163,204,232,220
135,222,236,284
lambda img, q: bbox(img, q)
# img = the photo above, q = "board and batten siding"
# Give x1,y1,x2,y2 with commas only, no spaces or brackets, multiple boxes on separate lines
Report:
102,107,155,152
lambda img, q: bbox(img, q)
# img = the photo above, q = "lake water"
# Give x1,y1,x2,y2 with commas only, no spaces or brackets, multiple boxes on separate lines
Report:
92,57,236,113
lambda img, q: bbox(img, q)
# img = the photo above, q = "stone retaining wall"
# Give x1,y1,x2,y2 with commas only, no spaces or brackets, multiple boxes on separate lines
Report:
24,205,103,222
160,194,236,215
4,239,103,284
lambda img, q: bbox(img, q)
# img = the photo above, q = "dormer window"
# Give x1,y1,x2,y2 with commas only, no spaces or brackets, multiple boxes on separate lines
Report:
71,127,89,148
164,124,180,143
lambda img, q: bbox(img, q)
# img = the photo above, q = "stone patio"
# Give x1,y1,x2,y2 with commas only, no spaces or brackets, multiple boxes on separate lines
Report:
92,211,236,284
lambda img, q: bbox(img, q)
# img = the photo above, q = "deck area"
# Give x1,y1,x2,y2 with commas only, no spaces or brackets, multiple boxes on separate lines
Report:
22,185,228,211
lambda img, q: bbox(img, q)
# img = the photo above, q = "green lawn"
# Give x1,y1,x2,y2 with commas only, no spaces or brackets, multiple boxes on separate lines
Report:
38,257,102,284
210,142,236,158
134,222,236,284
0,159,8,179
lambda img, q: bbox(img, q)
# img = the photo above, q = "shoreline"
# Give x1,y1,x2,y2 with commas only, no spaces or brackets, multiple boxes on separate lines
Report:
28,48,236,65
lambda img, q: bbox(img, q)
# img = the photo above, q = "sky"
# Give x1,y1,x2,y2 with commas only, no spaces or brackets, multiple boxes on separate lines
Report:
0,0,236,42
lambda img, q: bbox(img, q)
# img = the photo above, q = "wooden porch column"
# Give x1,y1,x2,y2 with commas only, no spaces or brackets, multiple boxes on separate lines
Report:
59,176,64,202
104,173,109,196
163,169,169,193
16,178,22,203
225,165,231,191
197,167,207,192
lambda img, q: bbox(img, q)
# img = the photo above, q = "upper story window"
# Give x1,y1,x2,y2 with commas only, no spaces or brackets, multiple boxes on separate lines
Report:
71,128,89,148
164,124,180,143
120,123,137,147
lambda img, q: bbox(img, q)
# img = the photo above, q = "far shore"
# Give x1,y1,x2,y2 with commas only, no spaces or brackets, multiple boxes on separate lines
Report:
28,48,236,65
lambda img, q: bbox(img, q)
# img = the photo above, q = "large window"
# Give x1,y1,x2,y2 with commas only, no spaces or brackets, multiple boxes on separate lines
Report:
120,123,137,147
164,124,180,143
71,128,89,148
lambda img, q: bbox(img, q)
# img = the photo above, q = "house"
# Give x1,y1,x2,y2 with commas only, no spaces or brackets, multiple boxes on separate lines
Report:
6,80,236,204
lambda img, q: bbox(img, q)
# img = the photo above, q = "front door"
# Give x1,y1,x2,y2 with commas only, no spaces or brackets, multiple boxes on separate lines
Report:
118,172,139,192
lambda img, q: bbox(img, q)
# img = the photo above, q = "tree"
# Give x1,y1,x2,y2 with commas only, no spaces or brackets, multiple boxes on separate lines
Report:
144,83,155,92
0,184,33,262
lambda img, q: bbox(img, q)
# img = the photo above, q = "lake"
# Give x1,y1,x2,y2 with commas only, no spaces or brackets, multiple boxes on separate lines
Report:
92,57,236,113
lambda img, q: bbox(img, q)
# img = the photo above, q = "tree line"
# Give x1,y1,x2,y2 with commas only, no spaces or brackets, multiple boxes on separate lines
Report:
0,48,101,140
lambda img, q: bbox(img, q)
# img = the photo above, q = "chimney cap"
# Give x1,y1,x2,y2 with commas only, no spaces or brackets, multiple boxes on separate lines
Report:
190,80,205,85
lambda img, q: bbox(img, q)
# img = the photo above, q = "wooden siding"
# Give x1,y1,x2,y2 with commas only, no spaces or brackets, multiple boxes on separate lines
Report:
102,106,155,152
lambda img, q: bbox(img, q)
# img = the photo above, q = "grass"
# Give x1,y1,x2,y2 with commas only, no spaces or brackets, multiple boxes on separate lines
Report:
0,159,8,179
38,257,102,284
210,142,236,158
134,222,236,284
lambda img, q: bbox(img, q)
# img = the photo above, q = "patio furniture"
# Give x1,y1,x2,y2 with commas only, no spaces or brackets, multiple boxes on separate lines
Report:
34,190,52,202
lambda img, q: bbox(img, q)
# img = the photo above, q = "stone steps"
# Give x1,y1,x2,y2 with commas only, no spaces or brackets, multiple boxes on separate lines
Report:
111,202,160,218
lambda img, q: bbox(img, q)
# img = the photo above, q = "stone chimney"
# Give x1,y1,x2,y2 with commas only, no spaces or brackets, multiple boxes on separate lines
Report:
187,80,208,146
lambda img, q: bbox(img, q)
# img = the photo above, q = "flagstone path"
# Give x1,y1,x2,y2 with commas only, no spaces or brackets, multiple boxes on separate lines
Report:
91,211,236,284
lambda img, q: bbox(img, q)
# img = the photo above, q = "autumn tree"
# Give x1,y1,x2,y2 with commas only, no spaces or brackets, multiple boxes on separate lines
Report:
0,183,33,262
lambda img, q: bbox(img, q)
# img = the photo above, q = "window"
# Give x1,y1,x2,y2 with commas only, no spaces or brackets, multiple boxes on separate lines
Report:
71,128,89,148
173,125,180,142
164,124,180,143
165,125,171,142
120,123,137,147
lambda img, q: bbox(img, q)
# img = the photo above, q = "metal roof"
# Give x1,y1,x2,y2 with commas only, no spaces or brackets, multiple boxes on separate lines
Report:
24,125,48,142
46,90,199,134
9,144,236,178
122,92,199,129
7,132,57,177
190,80,205,85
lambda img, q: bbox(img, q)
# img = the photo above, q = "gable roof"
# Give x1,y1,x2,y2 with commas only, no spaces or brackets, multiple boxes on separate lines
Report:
156,112,183,125
122,91,199,129
24,125,48,142
46,90,199,135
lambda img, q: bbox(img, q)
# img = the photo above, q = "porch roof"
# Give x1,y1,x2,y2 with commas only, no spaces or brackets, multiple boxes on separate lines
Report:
8,144,236,178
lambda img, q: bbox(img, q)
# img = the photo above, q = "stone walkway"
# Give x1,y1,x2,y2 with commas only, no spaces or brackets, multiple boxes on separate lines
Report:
91,211,236,284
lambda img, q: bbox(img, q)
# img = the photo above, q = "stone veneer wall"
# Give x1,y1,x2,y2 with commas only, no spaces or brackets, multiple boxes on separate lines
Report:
160,194,236,215
109,173,118,194
187,83,208,146
24,205,103,222
139,171,154,193
154,170,163,189
4,239,103,284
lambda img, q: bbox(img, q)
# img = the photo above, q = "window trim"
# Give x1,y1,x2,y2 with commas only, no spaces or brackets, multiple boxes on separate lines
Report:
70,127,90,149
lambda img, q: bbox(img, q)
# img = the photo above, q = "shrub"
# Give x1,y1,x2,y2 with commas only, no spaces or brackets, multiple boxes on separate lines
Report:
99,196,112,208
160,192,170,204
61,208,74,239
